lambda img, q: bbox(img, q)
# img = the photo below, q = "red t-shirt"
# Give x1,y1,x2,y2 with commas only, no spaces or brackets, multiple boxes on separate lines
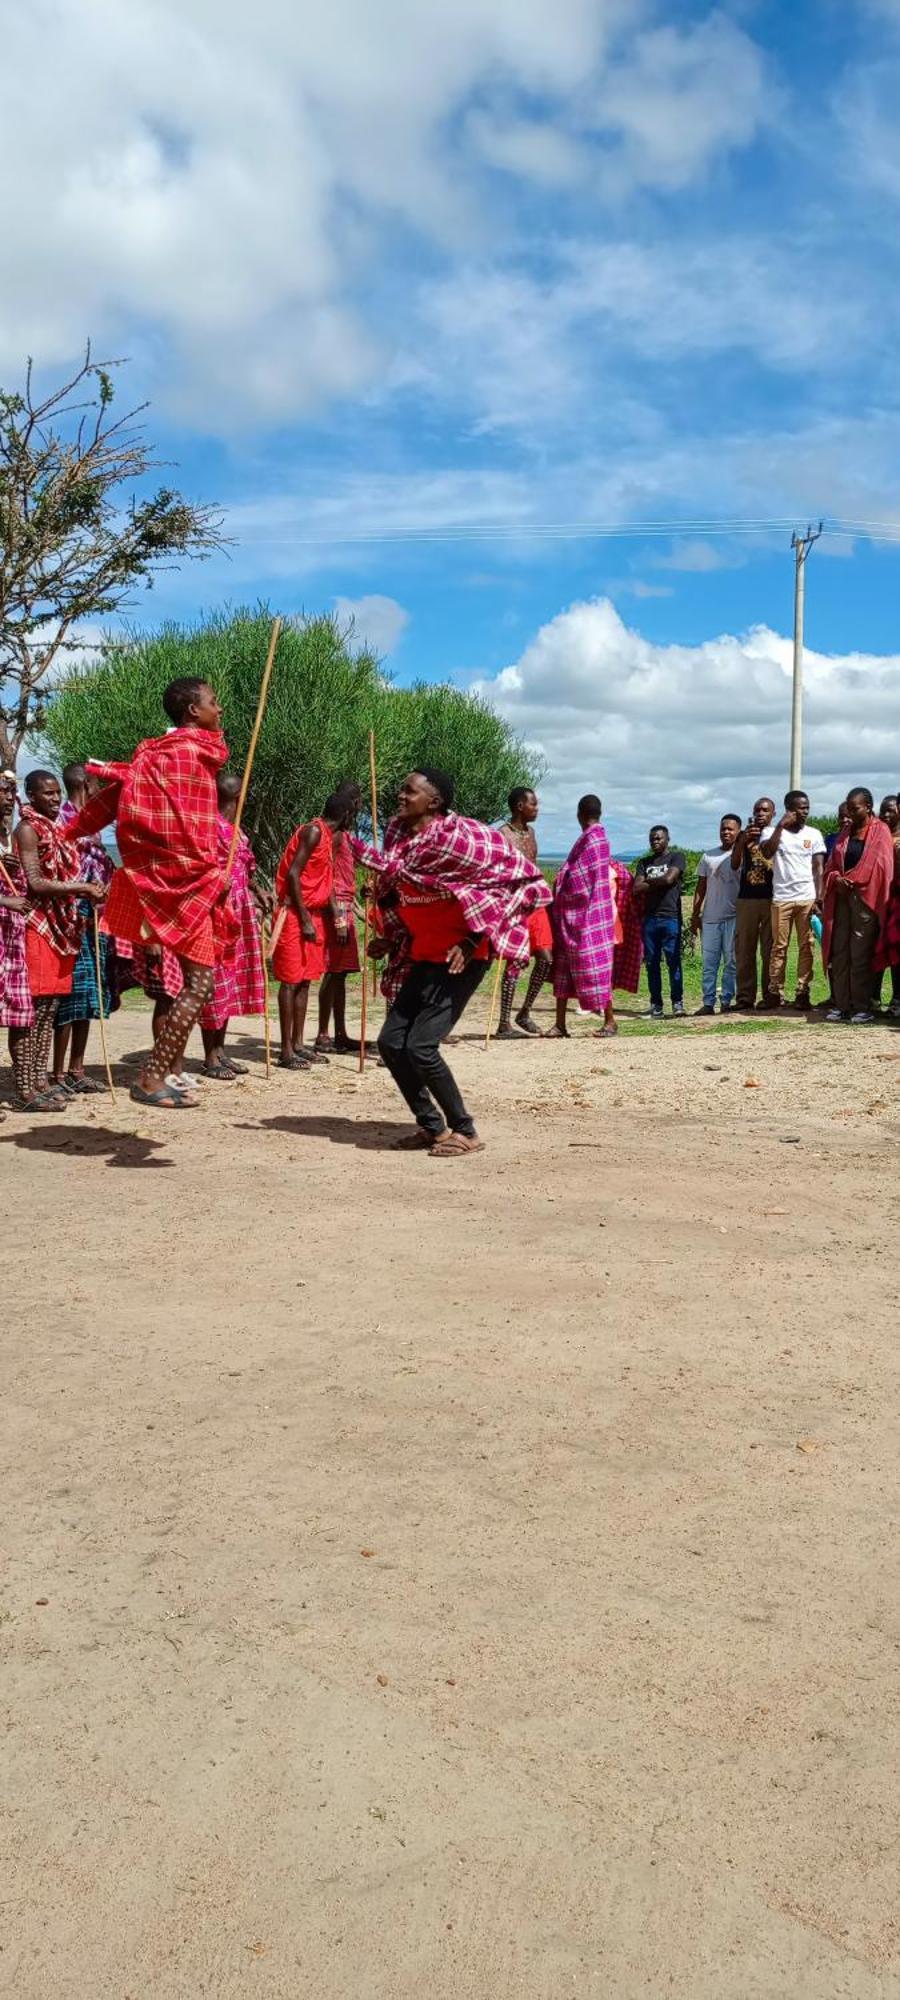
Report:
399,887,488,963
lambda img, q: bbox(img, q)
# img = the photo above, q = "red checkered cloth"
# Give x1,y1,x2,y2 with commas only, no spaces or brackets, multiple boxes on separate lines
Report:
612,860,643,993
352,811,551,995
18,805,83,956
201,821,265,1029
76,728,234,955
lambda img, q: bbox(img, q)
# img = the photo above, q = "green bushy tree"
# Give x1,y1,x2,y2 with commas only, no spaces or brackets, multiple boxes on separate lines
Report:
42,608,542,873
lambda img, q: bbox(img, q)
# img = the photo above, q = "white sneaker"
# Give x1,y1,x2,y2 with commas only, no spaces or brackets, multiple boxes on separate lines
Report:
824,1008,846,1023
850,1011,875,1026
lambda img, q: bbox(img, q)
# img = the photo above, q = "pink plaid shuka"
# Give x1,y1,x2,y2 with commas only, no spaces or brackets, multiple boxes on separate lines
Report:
552,822,616,1014
201,820,265,1030
352,810,552,998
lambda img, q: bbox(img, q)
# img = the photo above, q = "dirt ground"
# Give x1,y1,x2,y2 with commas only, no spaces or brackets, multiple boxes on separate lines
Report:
3,992,899,1998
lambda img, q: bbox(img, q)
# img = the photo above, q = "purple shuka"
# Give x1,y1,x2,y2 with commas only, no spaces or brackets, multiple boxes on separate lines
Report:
552,822,615,1014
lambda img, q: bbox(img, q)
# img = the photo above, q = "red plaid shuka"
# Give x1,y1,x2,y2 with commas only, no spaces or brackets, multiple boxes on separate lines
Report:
77,728,233,955
17,805,84,956
352,811,551,998
612,860,643,993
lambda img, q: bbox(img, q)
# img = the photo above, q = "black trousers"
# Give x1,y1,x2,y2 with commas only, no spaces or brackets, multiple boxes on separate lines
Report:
377,958,487,1137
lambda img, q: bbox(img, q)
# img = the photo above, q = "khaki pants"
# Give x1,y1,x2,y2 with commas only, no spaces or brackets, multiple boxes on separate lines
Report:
769,900,815,1000
830,890,879,1015
735,899,772,1008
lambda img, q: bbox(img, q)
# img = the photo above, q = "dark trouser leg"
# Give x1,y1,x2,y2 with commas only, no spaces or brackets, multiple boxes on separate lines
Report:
518,949,551,1021
734,901,758,1008
378,959,486,1137
643,918,664,1008
662,919,683,1005
848,890,879,1013
830,898,852,1013
499,966,517,1033
143,958,213,1088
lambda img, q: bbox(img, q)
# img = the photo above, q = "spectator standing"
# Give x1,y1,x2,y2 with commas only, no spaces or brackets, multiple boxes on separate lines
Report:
822,787,895,1024
690,814,741,1014
730,797,776,1011
761,791,825,1011
633,826,686,1019
871,797,900,1016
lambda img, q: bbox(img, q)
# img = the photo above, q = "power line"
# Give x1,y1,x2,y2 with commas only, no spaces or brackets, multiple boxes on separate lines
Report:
232,514,900,549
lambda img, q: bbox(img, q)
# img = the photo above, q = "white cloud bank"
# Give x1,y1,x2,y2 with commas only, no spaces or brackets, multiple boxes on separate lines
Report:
0,0,770,425
333,595,409,657
475,597,900,848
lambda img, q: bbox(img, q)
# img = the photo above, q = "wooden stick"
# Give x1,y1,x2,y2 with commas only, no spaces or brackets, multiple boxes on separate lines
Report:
92,910,117,1101
484,955,504,1050
260,920,273,1080
266,906,287,959
224,615,282,881
359,897,371,1073
0,855,17,894
368,729,379,1000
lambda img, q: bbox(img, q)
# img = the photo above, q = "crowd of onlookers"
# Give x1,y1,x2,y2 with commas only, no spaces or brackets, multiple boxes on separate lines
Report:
637,788,900,1023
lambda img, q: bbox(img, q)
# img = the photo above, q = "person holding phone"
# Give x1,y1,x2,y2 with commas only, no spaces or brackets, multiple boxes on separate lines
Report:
730,796,776,1011
760,790,825,1010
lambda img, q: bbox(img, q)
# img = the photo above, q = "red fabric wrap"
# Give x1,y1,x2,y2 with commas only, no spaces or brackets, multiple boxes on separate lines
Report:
822,818,895,965
81,729,232,955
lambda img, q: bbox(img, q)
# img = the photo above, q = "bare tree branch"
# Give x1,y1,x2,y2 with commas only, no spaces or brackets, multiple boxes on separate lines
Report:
0,346,229,763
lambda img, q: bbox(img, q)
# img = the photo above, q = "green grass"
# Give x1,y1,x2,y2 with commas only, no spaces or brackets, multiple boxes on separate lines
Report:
118,900,832,1041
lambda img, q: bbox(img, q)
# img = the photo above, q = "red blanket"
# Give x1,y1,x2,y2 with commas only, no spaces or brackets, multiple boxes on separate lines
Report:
821,818,895,965
76,728,232,954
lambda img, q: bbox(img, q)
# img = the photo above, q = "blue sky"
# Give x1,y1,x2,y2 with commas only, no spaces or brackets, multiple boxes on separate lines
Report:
4,0,900,848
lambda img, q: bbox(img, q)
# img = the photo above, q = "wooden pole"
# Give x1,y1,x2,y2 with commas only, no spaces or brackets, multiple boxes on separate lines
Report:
483,955,503,1050
0,856,17,894
260,921,273,1080
224,615,282,881
368,730,379,1000
358,899,371,1073
92,910,117,1101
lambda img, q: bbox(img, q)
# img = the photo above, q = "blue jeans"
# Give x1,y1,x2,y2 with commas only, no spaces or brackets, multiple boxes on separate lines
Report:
643,914,683,1009
701,916,736,1008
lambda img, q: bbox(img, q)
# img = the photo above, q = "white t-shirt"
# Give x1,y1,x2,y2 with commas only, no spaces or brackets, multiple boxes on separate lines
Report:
770,823,826,903
698,846,740,923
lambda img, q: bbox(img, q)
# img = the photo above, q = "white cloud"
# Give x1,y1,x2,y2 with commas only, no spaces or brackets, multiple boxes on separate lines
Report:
332,594,409,656
474,596,900,848
0,0,773,426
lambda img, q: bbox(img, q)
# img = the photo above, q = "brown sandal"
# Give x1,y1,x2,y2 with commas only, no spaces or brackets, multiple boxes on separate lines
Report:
429,1133,485,1159
391,1128,436,1150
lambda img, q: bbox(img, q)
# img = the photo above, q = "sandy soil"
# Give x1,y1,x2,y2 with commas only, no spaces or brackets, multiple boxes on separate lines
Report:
3,992,899,1998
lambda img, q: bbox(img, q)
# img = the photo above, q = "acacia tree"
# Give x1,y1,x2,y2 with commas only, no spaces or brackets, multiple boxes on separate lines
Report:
0,344,225,765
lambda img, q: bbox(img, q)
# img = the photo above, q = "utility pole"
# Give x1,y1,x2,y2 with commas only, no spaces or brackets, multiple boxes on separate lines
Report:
789,522,823,790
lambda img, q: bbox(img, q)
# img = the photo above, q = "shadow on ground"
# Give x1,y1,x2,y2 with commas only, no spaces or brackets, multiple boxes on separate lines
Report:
0,1123,172,1169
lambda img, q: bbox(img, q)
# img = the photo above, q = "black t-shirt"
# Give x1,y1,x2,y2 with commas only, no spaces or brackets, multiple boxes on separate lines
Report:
845,835,865,870
739,836,774,900
635,849,686,921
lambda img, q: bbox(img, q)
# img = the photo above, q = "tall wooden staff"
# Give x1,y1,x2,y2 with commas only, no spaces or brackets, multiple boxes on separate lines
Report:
220,616,281,1072
358,728,379,1074
260,920,273,1079
92,909,117,1101
483,954,504,1050
224,616,282,881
